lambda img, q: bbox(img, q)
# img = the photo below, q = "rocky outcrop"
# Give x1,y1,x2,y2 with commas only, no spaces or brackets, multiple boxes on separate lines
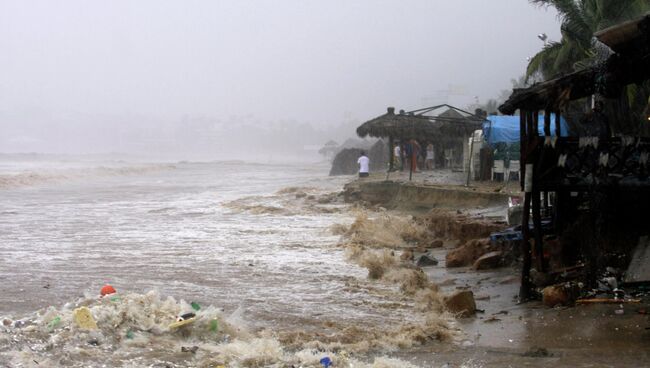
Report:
444,290,476,317
430,239,444,248
472,251,503,270
329,140,388,176
445,239,494,268
416,254,439,267
542,283,580,307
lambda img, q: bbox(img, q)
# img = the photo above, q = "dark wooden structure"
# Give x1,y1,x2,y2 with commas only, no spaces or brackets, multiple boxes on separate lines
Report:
499,13,650,299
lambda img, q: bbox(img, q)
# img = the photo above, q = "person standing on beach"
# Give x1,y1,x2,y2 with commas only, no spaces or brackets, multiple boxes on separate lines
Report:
425,143,434,170
393,143,402,171
357,151,370,178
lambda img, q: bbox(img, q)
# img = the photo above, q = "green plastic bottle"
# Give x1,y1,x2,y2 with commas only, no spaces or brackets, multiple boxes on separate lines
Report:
47,316,61,330
209,319,218,332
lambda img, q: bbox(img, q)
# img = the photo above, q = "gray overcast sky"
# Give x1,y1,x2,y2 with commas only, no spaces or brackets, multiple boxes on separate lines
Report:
0,0,560,127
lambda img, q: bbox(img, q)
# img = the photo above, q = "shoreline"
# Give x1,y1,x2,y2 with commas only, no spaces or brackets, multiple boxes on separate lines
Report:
343,172,650,367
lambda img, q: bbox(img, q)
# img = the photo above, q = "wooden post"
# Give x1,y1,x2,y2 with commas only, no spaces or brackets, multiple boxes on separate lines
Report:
519,110,526,190
521,191,533,300
532,110,545,272
532,189,545,272
386,136,394,180
388,136,394,172
408,140,413,181
519,110,533,301
554,111,561,137
466,134,474,187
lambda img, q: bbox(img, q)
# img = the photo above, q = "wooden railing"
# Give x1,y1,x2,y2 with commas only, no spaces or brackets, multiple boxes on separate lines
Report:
531,136,650,190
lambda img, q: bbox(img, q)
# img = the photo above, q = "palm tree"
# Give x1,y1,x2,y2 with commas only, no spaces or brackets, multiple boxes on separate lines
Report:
526,0,650,134
526,0,650,81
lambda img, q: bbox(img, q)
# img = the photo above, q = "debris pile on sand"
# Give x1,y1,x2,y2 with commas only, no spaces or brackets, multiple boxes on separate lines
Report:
422,209,503,243
446,239,497,268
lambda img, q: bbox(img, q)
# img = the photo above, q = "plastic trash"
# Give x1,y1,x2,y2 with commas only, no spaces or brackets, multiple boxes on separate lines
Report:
181,346,199,353
209,319,219,332
100,284,116,297
613,288,625,300
47,316,61,330
180,312,195,320
73,307,98,330
320,356,332,368
110,295,121,302
169,313,197,329
190,302,201,311
126,330,134,339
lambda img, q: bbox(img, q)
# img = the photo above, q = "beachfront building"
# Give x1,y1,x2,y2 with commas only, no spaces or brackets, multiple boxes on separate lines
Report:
499,13,650,299
356,105,485,177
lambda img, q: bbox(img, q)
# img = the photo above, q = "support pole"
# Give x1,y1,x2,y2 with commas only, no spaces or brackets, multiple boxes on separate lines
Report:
519,110,526,190
408,140,413,181
532,189,545,272
466,134,474,187
519,110,533,301
532,110,545,273
388,136,394,172
387,136,394,180
521,191,533,301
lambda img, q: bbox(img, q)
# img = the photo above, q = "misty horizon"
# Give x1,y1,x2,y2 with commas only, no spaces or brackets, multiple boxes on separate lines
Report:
1,1,561,157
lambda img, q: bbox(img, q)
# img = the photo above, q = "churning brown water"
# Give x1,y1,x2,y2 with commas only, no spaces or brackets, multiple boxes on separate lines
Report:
0,157,456,367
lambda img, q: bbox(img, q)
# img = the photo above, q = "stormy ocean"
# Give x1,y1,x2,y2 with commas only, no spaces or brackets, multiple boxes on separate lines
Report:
0,155,445,367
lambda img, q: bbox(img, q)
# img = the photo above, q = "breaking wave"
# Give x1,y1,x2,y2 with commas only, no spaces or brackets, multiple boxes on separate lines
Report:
0,164,175,189
222,186,344,216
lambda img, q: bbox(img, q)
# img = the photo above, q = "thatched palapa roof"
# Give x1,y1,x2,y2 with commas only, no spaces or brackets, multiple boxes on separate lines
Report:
356,105,485,140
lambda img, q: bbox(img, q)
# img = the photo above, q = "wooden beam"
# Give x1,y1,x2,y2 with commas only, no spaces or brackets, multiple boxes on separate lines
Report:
521,191,533,301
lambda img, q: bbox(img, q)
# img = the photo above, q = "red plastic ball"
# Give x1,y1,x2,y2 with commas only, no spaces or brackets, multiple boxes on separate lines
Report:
100,284,116,296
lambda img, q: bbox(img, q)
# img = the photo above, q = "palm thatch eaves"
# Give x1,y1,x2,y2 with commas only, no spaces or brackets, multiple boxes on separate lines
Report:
356,105,485,140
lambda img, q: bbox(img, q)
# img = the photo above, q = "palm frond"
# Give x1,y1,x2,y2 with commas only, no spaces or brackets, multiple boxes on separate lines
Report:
526,41,564,81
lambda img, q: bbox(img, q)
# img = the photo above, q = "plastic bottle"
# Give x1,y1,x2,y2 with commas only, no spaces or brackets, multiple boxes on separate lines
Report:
47,316,61,330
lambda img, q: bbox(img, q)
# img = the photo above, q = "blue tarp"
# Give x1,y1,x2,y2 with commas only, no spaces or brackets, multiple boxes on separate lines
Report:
483,114,569,146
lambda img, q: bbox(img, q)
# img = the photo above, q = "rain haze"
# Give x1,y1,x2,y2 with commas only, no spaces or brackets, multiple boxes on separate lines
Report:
1,1,559,158
4,1,650,367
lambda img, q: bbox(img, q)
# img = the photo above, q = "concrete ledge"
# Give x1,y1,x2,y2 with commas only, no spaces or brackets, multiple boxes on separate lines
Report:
343,180,510,210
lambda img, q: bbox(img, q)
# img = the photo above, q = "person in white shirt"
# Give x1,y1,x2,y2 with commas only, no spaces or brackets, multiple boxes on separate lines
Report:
393,144,402,171
425,143,434,170
357,151,370,178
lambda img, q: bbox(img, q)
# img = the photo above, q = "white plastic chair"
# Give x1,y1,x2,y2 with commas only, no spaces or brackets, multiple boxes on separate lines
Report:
508,160,520,181
492,160,505,181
